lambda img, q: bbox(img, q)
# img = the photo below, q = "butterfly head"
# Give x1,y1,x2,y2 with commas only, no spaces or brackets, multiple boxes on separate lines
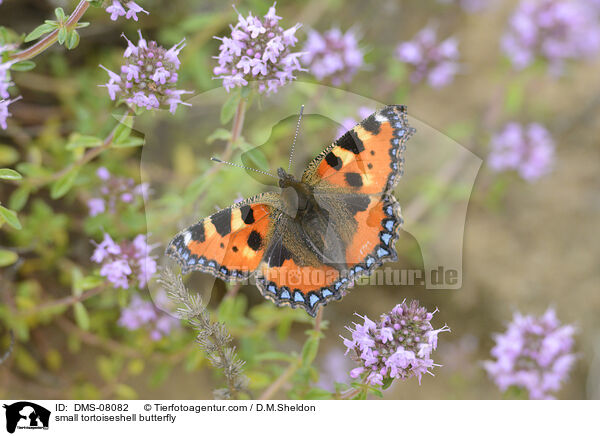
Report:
277,167,296,188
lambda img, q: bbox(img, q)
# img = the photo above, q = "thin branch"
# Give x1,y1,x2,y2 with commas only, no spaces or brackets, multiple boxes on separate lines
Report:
8,1,90,63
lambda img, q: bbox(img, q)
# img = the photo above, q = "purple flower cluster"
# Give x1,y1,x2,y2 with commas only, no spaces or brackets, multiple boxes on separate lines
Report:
87,167,149,217
488,122,554,181
213,3,304,94
118,290,179,340
91,233,157,290
501,0,600,74
342,300,450,386
302,28,364,86
336,106,374,138
100,31,190,113
396,26,460,88
484,308,577,400
105,1,148,22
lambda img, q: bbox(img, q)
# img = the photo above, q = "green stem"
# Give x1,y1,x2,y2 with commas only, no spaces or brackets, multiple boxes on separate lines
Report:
8,1,90,63
225,98,247,159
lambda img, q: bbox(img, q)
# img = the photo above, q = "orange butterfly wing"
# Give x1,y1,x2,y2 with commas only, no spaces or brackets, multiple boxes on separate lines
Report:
166,193,279,280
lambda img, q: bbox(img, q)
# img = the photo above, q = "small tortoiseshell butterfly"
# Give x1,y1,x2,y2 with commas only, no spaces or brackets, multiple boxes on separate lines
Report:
166,105,415,316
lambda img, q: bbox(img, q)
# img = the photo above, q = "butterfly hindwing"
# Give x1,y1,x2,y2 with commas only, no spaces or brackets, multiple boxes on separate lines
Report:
255,193,403,317
166,193,279,280
302,105,415,195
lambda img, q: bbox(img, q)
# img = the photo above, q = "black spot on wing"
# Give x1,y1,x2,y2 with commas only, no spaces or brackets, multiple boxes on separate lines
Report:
325,152,343,170
336,129,365,154
267,241,293,267
343,195,371,216
361,114,381,134
211,208,232,236
239,204,255,224
189,222,205,243
247,230,262,251
345,172,363,188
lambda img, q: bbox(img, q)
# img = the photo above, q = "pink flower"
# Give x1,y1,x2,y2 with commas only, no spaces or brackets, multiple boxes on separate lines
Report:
488,122,555,181
106,1,126,21
125,1,148,21
99,31,190,113
484,308,577,399
213,3,304,94
396,26,460,88
303,28,364,85
341,300,449,388
105,1,148,22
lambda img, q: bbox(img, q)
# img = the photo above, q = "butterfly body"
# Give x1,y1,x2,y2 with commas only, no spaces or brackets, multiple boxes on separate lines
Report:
166,105,415,316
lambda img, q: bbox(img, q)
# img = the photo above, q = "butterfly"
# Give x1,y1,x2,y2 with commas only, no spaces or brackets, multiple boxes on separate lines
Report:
166,105,415,316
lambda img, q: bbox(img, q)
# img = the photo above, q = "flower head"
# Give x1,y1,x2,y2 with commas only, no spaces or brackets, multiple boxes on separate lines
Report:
99,31,190,113
483,308,577,399
488,122,555,181
501,0,600,74
396,26,460,88
341,300,449,386
118,290,179,340
213,2,304,94
302,28,364,86
91,233,157,289
87,167,149,217
105,1,148,22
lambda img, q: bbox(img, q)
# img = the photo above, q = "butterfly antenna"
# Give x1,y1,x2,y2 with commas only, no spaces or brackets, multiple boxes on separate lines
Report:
210,157,278,179
288,105,305,172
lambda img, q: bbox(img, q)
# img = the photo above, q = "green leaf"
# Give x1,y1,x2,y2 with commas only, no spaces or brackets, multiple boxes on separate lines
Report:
55,7,67,21
113,116,133,144
73,302,90,331
50,168,78,199
381,376,394,390
57,27,67,45
10,60,36,72
206,128,232,144
241,147,269,171
220,91,241,124
0,205,21,230
24,23,57,42
65,29,80,50
9,185,30,211
76,22,90,29
79,275,104,291
112,136,144,148
0,249,18,267
66,133,102,150
301,336,320,368
0,168,22,180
